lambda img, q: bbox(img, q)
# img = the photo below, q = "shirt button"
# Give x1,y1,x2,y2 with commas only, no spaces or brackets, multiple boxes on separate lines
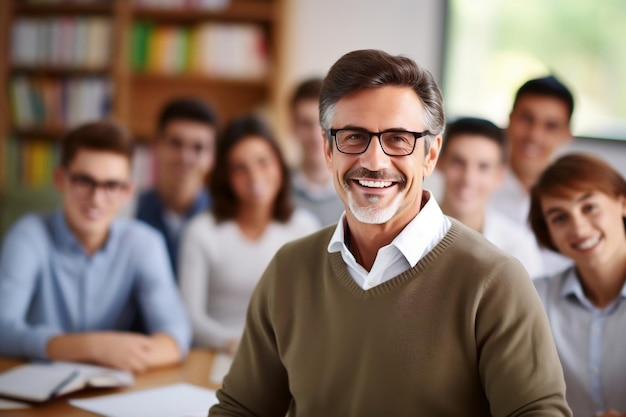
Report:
367,280,374,287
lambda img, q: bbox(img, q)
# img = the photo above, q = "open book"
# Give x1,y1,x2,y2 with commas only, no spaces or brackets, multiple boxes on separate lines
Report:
0,361,134,402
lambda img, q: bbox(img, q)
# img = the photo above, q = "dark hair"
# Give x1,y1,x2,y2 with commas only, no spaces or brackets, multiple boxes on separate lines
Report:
529,153,626,252
157,97,219,134
290,77,323,110
210,115,294,222
513,75,575,121
442,117,506,163
60,119,133,168
319,49,445,151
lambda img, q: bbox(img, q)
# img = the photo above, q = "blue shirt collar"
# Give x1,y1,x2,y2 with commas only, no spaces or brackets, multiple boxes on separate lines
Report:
559,266,626,310
188,190,210,220
559,267,585,301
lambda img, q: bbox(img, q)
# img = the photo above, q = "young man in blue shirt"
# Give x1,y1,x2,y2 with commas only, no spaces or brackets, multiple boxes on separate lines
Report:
0,120,191,373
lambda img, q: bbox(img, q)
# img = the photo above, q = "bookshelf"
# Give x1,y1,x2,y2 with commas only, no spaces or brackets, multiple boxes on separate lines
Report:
0,0,285,236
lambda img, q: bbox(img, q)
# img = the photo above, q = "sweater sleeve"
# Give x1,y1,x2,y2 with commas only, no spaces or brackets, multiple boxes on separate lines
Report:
476,259,572,417
178,218,240,350
209,256,291,416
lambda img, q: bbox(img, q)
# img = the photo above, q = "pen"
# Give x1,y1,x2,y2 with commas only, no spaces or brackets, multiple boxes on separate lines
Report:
48,370,79,399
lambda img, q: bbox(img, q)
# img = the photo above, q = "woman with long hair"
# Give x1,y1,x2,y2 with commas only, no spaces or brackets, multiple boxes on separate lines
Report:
178,115,319,354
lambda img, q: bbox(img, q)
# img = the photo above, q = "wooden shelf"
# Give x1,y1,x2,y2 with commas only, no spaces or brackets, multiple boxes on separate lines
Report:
130,72,269,87
11,126,68,140
14,2,114,16
10,65,113,76
0,0,284,217
133,0,275,24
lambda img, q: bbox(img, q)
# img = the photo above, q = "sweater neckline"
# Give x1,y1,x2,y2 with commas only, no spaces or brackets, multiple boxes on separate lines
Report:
329,220,462,298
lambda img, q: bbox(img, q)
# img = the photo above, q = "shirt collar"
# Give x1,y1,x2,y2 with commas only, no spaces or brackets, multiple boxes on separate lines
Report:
327,190,447,267
187,190,210,219
394,191,447,267
559,267,585,301
559,266,626,305
52,208,119,255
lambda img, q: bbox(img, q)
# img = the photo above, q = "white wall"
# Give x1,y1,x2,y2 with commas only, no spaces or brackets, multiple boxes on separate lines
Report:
282,0,444,89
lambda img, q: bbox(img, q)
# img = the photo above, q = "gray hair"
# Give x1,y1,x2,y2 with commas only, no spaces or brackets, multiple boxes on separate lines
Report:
320,49,445,152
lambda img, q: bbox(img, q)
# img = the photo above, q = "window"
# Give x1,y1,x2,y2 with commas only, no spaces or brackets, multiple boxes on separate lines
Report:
442,0,626,140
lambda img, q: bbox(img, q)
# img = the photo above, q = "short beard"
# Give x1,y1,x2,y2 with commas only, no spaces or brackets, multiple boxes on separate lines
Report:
347,191,404,224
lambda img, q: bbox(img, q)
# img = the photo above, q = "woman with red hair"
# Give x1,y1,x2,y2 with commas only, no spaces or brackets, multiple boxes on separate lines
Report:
529,153,626,417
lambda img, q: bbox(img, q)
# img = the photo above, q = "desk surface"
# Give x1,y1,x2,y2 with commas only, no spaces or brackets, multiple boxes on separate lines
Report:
0,350,221,417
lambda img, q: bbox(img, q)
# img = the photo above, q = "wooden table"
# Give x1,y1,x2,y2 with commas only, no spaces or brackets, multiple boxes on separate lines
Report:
0,350,221,417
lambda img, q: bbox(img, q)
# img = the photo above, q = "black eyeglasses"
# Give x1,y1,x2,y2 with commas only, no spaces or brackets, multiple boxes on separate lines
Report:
328,128,431,156
65,172,130,201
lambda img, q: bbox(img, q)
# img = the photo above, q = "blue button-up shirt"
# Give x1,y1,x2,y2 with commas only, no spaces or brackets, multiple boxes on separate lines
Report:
534,267,626,416
0,209,191,360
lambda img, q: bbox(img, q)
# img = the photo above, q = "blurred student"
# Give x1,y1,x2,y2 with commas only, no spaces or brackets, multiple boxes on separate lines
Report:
491,75,574,277
136,97,219,276
530,153,626,417
289,78,344,226
178,115,319,354
437,117,543,278
0,120,191,373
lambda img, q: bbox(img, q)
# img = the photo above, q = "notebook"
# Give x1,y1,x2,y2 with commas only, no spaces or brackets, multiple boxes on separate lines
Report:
0,361,134,402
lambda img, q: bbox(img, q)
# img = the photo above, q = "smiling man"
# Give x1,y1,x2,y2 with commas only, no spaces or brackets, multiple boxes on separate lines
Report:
437,117,542,278
136,97,219,277
209,50,571,417
491,76,575,277
0,120,191,373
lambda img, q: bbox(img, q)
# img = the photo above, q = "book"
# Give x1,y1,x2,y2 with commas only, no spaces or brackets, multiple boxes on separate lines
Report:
0,361,134,403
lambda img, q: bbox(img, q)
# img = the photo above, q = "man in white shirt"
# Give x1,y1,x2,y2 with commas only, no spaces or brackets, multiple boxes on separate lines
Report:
437,117,543,278
209,49,570,417
491,75,574,277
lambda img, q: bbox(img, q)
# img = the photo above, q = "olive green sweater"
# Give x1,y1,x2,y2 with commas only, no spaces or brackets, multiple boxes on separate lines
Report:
210,220,571,417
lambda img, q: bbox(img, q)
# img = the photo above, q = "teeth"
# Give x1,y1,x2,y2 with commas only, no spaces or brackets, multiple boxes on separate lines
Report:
574,236,600,250
358,180,392,188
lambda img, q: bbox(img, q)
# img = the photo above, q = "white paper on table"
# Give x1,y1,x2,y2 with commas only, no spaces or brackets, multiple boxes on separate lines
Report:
208,352,233,385
0,398,31,410
69,382,217,417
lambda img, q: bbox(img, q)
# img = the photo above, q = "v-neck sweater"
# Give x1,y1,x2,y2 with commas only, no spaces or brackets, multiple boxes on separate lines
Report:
211,220,571,417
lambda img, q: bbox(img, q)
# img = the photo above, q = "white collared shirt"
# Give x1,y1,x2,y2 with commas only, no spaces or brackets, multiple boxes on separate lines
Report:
327,191,451,290
491,170,573,278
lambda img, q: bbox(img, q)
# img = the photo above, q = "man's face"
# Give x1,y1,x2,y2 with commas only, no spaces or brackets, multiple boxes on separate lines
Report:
324,86,441,226
437,134,505,217
507,94,571,176
155,119,216,187
541,190,626,271
55,149,132,243
292,98,325,166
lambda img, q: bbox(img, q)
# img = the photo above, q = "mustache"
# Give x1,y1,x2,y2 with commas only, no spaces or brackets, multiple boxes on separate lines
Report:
344,168,405,183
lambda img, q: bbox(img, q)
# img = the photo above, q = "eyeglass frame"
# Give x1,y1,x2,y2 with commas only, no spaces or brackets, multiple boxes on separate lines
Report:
65,171,130,201
327,128,432,156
